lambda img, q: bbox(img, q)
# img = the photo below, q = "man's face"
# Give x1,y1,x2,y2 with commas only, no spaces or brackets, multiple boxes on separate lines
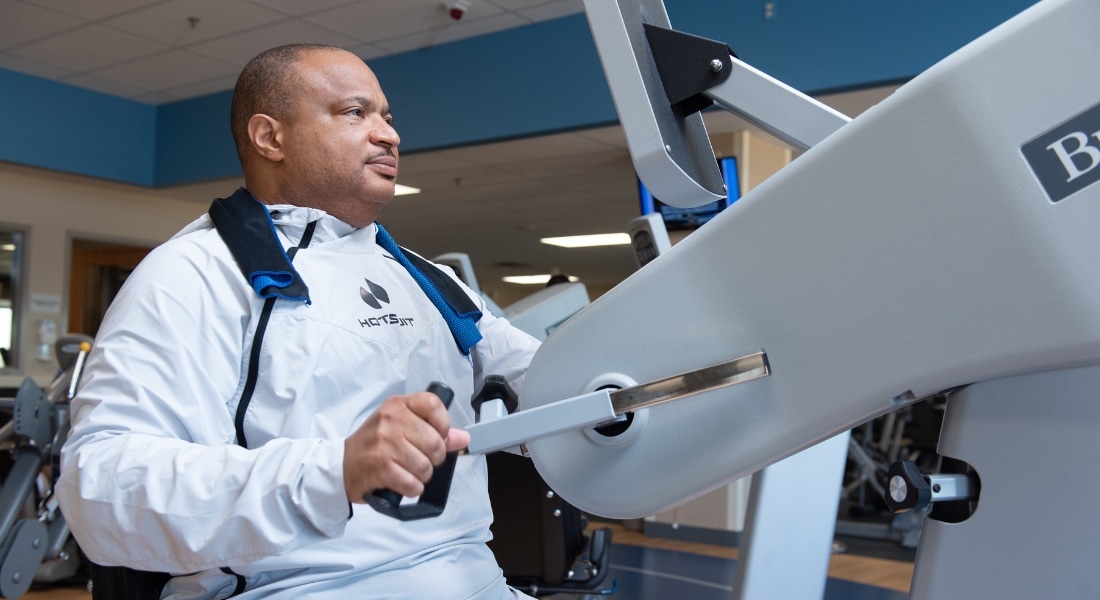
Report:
277,49,400,227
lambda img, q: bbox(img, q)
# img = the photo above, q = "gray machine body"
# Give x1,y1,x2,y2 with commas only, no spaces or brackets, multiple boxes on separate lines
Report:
911,365,1100,599
523,0,1100,539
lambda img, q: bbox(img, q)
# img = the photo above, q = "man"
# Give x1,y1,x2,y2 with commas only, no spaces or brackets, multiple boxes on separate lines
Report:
58,44,541,599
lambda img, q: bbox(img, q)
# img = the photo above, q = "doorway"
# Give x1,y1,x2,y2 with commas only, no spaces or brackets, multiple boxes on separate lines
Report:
68,240,152,337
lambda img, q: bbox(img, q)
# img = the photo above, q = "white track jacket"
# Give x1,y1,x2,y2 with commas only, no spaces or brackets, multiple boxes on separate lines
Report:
58,205,541,599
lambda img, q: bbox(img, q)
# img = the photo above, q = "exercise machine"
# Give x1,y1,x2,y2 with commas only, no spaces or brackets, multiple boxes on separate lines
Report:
0,335,93,598
461,0,1100,598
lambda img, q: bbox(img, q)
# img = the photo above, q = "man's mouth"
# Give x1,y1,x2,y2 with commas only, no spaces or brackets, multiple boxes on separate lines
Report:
366,154,398,179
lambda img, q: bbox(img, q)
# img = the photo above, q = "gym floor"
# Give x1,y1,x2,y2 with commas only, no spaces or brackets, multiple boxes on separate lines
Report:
548,523,911,599
23,523,913,600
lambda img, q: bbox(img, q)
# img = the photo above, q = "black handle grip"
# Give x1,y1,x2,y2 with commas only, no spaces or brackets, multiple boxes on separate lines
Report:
470,375,518,421
366,382,458,521
884,460,932,513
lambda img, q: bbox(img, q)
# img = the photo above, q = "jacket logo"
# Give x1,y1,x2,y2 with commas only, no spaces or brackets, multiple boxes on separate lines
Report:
357,278,415,328
1022,101,1100,203
359,278,390,309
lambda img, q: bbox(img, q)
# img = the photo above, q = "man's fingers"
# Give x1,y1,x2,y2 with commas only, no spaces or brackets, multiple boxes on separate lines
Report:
405,393,468,457
344,392,462,503
406,430,447,472
377,464,425,499
405,391,454,438
445,428,470,453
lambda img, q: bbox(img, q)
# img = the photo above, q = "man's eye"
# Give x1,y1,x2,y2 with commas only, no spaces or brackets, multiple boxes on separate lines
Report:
349,108,364,118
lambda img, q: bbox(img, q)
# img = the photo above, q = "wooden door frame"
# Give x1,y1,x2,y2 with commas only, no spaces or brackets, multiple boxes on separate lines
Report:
68,242,151,336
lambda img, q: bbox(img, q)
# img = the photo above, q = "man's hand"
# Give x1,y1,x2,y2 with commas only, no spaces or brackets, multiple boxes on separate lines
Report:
344,391,471,504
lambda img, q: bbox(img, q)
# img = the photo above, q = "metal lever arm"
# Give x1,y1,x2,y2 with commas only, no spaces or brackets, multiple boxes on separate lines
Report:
466,352,769,455
467,389,618,456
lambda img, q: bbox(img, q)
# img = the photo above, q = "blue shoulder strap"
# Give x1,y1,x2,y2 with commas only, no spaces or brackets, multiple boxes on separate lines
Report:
208,188,483,354
374,224,482,355
209,187,311,303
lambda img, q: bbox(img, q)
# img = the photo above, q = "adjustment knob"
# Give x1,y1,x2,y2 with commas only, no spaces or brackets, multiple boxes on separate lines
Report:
885,461,932,513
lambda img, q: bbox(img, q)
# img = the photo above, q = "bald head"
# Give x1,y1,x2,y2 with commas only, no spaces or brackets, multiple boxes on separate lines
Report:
228,44,400,226
230,44,345,167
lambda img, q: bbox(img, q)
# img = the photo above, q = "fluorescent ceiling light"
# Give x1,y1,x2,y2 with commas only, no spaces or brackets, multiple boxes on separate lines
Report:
502,274,581,285
540,233,631,248
394,183,421,196
0,244,15,251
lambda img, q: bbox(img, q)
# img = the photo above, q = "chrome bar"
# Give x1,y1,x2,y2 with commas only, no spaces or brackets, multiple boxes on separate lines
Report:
609,351,769,414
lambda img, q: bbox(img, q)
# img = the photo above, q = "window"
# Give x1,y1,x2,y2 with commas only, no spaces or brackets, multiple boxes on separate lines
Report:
0,228,24,370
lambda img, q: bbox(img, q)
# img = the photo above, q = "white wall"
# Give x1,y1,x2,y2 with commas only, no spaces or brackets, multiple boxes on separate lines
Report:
0,162,208,388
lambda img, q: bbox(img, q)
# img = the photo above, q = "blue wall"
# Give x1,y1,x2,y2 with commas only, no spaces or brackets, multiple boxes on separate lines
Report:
719,0,1041,94
0,68,155,186
0,0,1040,188
368,15,615,154
154,91,238,186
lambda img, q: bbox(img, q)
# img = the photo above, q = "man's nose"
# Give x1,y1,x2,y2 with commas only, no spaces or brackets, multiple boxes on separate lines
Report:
372,121,400,148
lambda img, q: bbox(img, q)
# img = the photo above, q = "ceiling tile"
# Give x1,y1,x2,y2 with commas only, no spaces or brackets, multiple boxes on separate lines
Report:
575,125,629,149
397,151,484,175
541,165,637,192
62,72,152,98
133,90,179,103
456,131,614,164
0,2,84,50
156,72,240,102
102,0,286,46
88,49,239,91
22,0,166,21
8,24,170,73
187,19,361,66
0,52,76,80
398,166,527,193
305,0,500,44
493,147,628,175
243,0,358,18
345,42,388,61
373,11,527,54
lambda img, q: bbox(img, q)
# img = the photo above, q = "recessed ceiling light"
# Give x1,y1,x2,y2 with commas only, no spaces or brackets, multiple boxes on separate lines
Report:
394,183,421,196
502,274,580,285
540,233,631,248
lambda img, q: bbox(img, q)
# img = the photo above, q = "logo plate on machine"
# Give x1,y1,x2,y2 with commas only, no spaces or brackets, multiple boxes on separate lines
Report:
1022,101,1100,203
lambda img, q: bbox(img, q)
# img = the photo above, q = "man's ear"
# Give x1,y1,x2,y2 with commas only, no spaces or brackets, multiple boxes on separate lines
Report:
248,114,284,162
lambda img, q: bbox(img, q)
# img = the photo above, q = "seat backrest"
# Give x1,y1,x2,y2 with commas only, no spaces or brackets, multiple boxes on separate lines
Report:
90,563,171,600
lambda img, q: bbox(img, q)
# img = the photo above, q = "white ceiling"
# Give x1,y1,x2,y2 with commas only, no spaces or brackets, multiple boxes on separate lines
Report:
0,0,586,103
0,0,897,301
